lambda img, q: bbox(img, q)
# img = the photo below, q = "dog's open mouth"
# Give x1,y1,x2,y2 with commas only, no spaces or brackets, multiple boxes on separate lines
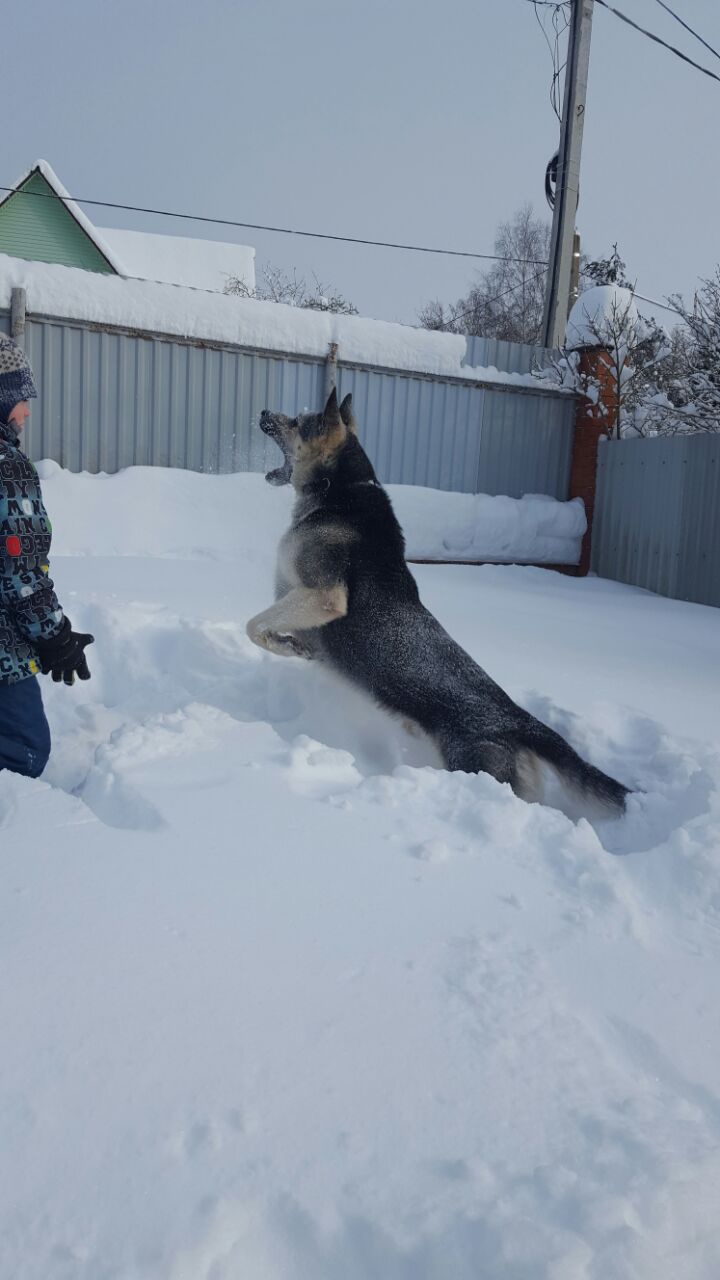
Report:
260,410,293,486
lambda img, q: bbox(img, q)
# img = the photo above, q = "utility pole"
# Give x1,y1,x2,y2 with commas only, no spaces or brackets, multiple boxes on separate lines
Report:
542,0,594,349
569,230,581,314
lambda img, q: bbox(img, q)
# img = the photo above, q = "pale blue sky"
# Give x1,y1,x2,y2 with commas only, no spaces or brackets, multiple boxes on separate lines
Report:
6,0,720,324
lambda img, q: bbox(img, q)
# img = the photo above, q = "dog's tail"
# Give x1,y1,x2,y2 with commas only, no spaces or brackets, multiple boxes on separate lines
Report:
515,723,629,817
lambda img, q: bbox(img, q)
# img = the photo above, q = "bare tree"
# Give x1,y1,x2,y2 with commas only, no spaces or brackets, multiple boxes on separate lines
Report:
661,271,720,434
419,205,550,344
225,263,358,315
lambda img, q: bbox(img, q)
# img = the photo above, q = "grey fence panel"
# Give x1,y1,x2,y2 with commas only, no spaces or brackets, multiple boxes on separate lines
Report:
335,366,485,492
463,334,554,376
593,435,720,608
477,387,575,499
680,440,720,606
593,438,683,599
2,310,574,500
21,318,326,476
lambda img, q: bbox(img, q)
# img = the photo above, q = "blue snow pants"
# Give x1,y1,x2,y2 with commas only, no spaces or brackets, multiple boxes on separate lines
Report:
0,677,51,778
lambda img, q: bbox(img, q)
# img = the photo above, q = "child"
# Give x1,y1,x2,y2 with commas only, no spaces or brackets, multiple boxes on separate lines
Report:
0,335,94,777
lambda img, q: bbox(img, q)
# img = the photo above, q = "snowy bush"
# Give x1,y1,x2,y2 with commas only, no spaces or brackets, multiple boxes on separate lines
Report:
537,269,720,439
225,262,358,315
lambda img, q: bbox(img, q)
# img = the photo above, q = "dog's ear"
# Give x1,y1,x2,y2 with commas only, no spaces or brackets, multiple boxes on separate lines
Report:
338,393,357,434
323,387,341,430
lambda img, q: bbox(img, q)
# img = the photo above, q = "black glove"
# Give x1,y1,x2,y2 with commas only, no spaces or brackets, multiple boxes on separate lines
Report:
34,618,95,685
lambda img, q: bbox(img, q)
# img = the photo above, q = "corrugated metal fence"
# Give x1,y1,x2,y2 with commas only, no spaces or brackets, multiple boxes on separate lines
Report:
1,308,576,499
593,434,720,608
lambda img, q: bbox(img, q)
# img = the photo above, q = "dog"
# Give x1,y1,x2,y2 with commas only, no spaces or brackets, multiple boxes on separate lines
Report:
246,389,629,815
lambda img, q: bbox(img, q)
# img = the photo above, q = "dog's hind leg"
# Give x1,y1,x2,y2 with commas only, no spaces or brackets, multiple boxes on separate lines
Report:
246,584,347,658
439,734,518,789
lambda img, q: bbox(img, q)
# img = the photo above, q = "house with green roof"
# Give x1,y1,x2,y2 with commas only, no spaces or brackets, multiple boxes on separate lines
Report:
0,161,124,274
0,160,255,293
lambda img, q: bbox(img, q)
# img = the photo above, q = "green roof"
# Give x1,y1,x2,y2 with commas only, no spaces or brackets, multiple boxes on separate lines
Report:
0,168,118,273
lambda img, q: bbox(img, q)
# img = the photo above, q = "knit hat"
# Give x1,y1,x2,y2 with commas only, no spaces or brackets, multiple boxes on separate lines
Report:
0,336,38,423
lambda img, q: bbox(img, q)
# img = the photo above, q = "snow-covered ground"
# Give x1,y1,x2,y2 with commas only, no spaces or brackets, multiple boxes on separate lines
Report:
1,467,719,1280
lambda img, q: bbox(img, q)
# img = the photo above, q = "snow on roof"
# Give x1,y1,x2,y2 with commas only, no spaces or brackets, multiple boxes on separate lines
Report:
97,228,255,294
0,251,569,391
0,159,127,275
566,285,639,351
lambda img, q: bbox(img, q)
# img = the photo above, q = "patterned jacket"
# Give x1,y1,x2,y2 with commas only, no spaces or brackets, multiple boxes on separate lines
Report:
0,421,65,684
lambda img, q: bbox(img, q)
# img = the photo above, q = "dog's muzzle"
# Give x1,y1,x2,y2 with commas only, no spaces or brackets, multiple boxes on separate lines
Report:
259,409,279,437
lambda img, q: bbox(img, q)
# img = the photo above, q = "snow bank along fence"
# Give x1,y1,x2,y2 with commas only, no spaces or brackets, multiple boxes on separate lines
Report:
592,434,720,609
0,291,576,502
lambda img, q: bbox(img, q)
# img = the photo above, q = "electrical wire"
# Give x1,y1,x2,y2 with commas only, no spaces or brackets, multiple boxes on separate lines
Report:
0,184,548,266
633,290,681,315
434,268,548,334
595,0,720,84
652,0,720,64
532,0,570,124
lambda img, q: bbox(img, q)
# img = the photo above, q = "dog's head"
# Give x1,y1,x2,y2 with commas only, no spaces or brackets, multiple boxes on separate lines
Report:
260,389,356,487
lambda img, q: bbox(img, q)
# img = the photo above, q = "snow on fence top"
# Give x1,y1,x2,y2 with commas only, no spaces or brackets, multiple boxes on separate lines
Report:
0,252,568,391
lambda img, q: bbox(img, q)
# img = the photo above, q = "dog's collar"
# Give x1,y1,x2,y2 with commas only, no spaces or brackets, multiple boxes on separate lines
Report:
298,476,379,498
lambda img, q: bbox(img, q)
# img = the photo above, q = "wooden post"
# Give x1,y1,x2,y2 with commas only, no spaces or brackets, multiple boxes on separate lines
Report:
10,288,27,349
324,341,338,402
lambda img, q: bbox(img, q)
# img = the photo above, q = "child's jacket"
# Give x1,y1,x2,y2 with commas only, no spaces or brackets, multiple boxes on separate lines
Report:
0,421,65,684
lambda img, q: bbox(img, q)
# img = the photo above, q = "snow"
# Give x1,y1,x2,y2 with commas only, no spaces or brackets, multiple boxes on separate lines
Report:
391,485,586,563
2,464,720,1279
0,252,568,389
566,284,639,351
36,463,586,566
97,227,256,294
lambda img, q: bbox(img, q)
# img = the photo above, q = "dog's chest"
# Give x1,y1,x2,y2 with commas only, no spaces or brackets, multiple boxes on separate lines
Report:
275,526,301,596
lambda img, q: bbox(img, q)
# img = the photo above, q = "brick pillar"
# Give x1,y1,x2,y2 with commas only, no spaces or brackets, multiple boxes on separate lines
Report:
569,347,618,575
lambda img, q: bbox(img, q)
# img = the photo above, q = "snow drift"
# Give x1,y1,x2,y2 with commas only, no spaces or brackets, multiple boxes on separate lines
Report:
38,462,586,565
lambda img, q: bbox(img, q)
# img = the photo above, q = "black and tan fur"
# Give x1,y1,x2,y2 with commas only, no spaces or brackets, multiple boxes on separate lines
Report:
247,390,629,815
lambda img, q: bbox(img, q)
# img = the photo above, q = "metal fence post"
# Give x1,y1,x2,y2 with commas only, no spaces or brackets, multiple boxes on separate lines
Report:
324,341,338,402
10,288,27,348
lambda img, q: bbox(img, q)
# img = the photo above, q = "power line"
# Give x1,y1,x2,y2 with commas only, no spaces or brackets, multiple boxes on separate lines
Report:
0,184,548,267
652,0,720,64
633,290,681,315
532,0,571,124
433,274,687,334
434,268,548,334
595,0,720,84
